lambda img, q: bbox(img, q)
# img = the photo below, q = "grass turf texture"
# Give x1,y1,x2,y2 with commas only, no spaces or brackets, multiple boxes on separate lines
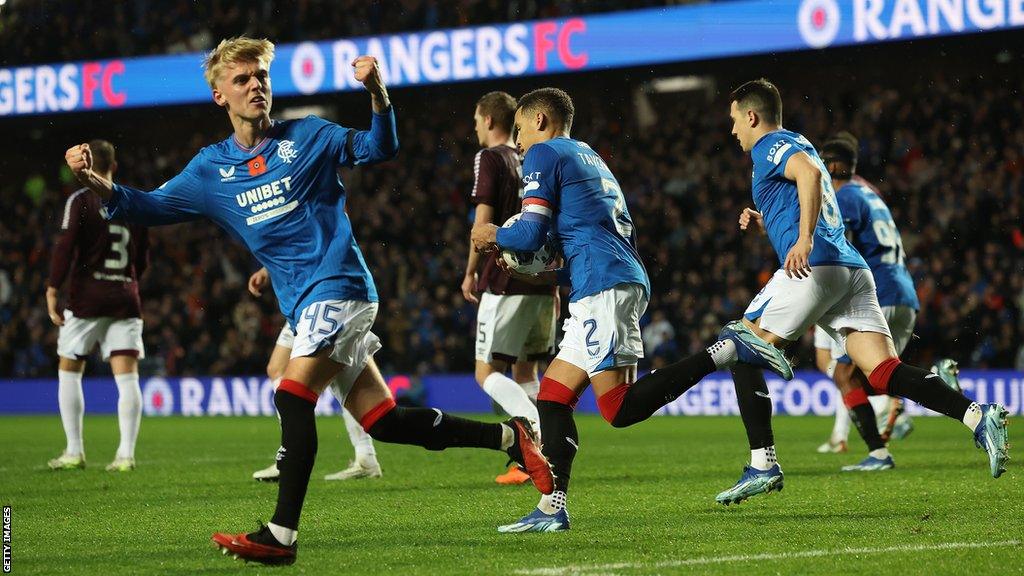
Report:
2,414,1019,575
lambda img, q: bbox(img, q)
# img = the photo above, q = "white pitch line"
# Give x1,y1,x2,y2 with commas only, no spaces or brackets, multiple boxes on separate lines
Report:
514,540,1022,575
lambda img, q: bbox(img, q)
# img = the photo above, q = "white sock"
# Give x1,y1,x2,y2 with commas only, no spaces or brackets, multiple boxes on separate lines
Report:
341,408,377,464
58,370,85,455
267,522,297,546
500,424,513,450
868,394,890,414
869,447,891,459
520,379,540,401
482,372,539,427
707,339,738,368
114,372,142,460
537,490,567,515
750,445,777,470
272,377,282,423
963,402,983,431
831,405,851,444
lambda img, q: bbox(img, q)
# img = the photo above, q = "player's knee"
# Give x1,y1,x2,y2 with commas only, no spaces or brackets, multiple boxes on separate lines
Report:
842,387,869,409
537,376,581,410
361,397,398,436
597,383,631,427
866,357,901,395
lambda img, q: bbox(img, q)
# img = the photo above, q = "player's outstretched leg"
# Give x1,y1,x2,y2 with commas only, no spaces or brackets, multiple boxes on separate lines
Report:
855,342,1009,478
716,364,784,504
360,397,551,491
718,321,794,380
499,376,577,533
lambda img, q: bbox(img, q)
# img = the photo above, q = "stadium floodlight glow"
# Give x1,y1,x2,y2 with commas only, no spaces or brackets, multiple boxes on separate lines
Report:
648,76,712,94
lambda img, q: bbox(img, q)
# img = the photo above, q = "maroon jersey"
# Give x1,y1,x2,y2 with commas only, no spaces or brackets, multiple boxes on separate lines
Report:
48,188,148,318
470,144,555,296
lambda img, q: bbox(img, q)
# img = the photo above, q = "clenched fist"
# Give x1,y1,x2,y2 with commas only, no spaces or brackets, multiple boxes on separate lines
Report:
352,56,384,92
65,143,93,183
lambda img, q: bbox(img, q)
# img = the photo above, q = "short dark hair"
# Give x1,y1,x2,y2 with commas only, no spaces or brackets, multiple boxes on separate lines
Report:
476,91,517,134
730,78,782,125
517,87,574,132
820,137,857,176
89,139,116,174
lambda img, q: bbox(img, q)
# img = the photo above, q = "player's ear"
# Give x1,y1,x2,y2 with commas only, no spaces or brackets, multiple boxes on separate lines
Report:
111,160,118,176
747,109,759,128
212,88,227,108
484,115,494,131
535,111,548,131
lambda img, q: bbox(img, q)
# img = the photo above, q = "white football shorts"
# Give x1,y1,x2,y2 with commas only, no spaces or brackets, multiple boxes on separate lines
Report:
556,283,647,378
475,293,556,365
744,266,892,350
814,305,917,361
57,311,145,361
290,299,381,404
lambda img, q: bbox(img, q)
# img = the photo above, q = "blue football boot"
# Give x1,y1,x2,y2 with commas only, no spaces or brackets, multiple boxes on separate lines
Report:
718,321,794,380
715,464,784,505
497,507,570,533
974,403,1010,478
841,454,895,471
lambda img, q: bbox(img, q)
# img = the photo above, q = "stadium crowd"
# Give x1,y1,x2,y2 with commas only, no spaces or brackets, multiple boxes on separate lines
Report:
2,64,1022,379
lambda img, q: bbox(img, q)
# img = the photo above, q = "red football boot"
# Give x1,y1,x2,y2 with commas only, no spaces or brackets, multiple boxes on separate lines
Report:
504,416,554,495
212,523,297,566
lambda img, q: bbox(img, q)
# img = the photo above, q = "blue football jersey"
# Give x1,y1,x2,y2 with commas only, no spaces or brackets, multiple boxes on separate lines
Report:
104,110,399,327
750,130,866,270
836,181,919,309
508,137,649,302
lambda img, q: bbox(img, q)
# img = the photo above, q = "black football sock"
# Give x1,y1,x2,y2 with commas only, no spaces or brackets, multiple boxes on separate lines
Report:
886,363,973,420
849,403,886,451
611,352,717,427
538,400,578,493
733,364,775,450
270,387,318,531
367,406,503,451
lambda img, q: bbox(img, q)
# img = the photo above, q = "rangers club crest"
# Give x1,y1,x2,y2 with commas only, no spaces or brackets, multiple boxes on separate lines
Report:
278,140,299,164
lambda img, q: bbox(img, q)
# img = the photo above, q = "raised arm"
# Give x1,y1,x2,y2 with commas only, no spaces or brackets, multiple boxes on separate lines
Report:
65,144,113,201
782,151,822,278
69,152,206,226
348,56,399,164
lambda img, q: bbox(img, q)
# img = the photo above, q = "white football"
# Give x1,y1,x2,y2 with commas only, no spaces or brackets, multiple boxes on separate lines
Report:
499,213,559,275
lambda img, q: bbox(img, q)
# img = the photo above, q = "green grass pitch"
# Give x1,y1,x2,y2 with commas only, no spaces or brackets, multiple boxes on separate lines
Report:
2,414,1020,575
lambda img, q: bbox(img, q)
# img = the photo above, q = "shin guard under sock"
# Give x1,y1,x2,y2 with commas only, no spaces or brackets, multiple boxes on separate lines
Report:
270,381,319,531
733,363,775,449
610,352,718,427
844,388,885,451
364,399,503,451
538,399,578,493
871,360,973,421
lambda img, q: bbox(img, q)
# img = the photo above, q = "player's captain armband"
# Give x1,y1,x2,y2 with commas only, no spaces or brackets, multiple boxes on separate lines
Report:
522,198,553,221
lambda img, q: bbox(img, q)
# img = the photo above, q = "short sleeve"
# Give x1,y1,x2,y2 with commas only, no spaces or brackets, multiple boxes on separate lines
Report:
470,149,498,205
755,135,801,180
